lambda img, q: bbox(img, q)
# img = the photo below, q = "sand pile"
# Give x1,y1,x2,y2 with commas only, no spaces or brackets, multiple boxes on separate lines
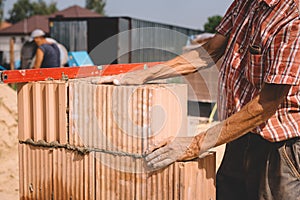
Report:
0,84,19,199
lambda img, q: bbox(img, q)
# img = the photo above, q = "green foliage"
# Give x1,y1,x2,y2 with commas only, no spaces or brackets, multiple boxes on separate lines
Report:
7,0,31,24
31,1,57,15
86,0,105,15
7,0,58,24
204,15,223,33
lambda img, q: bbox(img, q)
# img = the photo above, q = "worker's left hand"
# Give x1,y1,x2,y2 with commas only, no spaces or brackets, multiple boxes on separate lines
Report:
91,71,148,85
145,137,201,171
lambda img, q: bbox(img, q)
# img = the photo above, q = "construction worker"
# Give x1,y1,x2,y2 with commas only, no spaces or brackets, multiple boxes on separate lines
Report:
95,0,300,199
30,29,60,69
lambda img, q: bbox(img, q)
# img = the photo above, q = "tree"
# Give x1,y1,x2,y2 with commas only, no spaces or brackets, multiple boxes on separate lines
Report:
86,0,105,15
7,0,58,24
31,0,57,15
7,0,31,24
204,15,223,33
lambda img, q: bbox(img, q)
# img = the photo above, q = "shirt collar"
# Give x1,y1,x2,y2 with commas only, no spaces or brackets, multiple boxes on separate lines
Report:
258,0,280,7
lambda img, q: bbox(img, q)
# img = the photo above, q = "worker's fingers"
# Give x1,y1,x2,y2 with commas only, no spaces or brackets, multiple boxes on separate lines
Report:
91,75,125,85
91,76,115,84
144,148,165,162
146,151,174,167
91,72,147,85
112,78,121,85
145,145,173,163
144,136,174,155
146,158,174,171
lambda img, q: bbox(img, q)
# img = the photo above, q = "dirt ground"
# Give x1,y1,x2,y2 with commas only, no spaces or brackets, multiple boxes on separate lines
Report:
0,84,19,200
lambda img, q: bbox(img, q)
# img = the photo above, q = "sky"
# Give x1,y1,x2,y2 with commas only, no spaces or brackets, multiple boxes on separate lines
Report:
3,0,233,30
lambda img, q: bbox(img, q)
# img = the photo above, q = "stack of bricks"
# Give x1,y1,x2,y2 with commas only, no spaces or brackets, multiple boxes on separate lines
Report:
17,79,216,200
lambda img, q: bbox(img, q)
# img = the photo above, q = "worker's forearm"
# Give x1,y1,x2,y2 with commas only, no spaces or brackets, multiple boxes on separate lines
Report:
185,84,291,157
147,34,228,81
183,95,270,159
116,34,228,85
202,95,274,150
117,50,210,84
145,34,228,82
144,50,210,82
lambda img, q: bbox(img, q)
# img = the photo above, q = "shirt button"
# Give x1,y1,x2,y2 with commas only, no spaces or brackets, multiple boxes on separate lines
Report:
262,5,267,10
239,48,244,53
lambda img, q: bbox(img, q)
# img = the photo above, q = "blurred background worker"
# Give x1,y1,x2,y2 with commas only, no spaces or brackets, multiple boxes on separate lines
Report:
31,29,60,69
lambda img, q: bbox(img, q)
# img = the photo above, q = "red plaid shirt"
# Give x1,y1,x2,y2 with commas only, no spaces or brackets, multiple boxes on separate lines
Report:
217,0,300,142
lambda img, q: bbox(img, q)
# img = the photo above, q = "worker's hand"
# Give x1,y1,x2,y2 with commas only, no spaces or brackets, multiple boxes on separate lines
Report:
145,137,201,171
91,74,122,85
91,70,148,85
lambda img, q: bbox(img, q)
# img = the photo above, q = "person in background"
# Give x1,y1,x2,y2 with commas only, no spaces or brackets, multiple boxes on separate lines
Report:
20,40,37,69
31,29,60,69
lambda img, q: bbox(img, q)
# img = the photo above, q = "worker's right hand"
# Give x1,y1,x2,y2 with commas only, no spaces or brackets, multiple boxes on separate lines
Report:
91,71,148,85
145,136,203,171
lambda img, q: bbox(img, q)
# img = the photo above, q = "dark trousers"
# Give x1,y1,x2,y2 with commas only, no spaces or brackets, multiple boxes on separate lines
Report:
216,133,300,200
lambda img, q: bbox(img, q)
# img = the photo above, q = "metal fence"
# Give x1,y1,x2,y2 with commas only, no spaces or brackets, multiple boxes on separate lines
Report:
50,17,201,65
50,20,88,52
